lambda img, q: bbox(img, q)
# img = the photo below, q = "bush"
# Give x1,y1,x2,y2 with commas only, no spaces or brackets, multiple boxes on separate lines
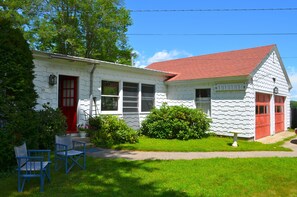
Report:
88,116,102,138
89,115,139,147
0,130,15,173
0,105,66,172
36,104,67,149
0,19,39,171
141,104,212,140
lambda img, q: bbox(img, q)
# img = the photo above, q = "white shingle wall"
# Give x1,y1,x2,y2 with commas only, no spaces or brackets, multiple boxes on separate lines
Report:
166,81,254,138
252,51,291,132
211,83,255,138
33,58,167,129
33,58,91,110
93,65,167,129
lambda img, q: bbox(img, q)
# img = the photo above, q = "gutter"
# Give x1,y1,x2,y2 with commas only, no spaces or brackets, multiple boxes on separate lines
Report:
89,64,97,118
89,63,97,96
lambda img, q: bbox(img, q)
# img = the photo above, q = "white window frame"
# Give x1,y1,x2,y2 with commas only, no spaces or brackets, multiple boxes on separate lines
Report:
101,80,120,114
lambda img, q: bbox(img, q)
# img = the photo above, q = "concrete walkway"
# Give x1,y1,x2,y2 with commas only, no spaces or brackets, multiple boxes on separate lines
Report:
86,132,297,160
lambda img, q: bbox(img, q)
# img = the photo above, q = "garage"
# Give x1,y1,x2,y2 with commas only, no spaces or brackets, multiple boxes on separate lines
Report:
275,96,285,133
255,93,271,139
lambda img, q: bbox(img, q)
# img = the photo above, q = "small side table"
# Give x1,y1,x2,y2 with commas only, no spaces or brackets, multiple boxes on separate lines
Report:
230,131,241,147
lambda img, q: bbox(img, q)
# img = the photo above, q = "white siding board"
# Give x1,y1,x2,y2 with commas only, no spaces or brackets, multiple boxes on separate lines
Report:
33,57,167,130
252,51,291,134
166,81,255,138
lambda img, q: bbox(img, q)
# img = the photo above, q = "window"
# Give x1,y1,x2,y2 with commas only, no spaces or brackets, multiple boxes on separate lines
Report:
123,82,138,112
256,105,269,114
196,89,211,116
141,84,155,112
275,106,283,113
101,80,119,111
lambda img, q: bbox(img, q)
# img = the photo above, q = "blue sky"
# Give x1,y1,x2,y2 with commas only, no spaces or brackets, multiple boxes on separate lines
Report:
124,0,297,100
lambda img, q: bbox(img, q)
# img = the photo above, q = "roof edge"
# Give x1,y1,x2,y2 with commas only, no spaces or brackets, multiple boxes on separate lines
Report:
249,45,292,90
33,50,175,77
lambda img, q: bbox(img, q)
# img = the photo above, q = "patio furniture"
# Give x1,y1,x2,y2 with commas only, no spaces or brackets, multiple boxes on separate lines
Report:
55,135,86,174
14,143,51,192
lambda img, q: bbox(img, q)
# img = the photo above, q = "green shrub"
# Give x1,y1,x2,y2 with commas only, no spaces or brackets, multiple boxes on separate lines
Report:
0,130,15,173
36,104,67,149
0,19,39,171
141,104,212,140
89,115,138,147
88,116,102,138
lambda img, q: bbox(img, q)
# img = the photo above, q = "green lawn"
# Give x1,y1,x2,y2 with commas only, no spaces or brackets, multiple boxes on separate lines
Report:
112,136,293,152
2,157,297,196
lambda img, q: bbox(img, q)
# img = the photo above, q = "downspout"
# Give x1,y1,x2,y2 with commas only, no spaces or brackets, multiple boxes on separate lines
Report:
89,63,97,118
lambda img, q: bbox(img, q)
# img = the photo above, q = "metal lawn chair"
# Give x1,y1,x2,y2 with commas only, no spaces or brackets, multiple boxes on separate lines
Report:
14,143,51,192
55,135,86,174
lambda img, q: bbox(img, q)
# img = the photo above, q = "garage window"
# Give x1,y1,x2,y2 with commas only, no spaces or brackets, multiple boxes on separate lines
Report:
256,105,269,114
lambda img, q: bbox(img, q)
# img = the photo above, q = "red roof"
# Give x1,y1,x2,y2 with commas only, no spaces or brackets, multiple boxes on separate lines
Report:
146,45,275,82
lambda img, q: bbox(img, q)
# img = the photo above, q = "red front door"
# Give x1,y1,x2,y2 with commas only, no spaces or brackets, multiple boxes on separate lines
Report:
255,93,271,140
275,96,285,133
59,76,78,133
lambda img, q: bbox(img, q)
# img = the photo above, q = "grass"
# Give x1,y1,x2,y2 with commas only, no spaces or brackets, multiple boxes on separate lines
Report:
1,157,297,196
111,135,294,152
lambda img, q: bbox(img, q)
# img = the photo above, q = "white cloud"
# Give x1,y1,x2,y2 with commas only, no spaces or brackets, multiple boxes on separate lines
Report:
134,49,192,68
147,50,192,64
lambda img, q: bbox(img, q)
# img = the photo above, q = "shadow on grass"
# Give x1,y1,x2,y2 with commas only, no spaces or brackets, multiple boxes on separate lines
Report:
2,157,188,197
113,145,137,151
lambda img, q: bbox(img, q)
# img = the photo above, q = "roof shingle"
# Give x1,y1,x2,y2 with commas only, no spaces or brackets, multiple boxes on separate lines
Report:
146,45,275,82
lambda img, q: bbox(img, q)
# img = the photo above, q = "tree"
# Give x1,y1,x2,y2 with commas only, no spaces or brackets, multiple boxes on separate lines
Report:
0,18,38,170
0,0,133,64
291,101,297,109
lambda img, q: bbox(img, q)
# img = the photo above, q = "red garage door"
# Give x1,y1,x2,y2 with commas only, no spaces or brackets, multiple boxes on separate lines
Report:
275,96,285,133
255,93,271,140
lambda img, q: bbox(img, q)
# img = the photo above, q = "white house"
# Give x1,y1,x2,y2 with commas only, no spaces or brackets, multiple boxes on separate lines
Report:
33,44,292,140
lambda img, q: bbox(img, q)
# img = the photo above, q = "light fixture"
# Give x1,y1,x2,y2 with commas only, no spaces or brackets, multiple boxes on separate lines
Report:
273,87,278,94
49,74,57,86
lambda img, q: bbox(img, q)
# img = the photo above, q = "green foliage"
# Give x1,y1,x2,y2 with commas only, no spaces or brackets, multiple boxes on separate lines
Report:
89,115,139,147
0,20,66,170
88,116,103,138
291,101,297,109
0,130,15,173
141,104,212,140
1,0,134,64
36,105,67,149
0,18,39,171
